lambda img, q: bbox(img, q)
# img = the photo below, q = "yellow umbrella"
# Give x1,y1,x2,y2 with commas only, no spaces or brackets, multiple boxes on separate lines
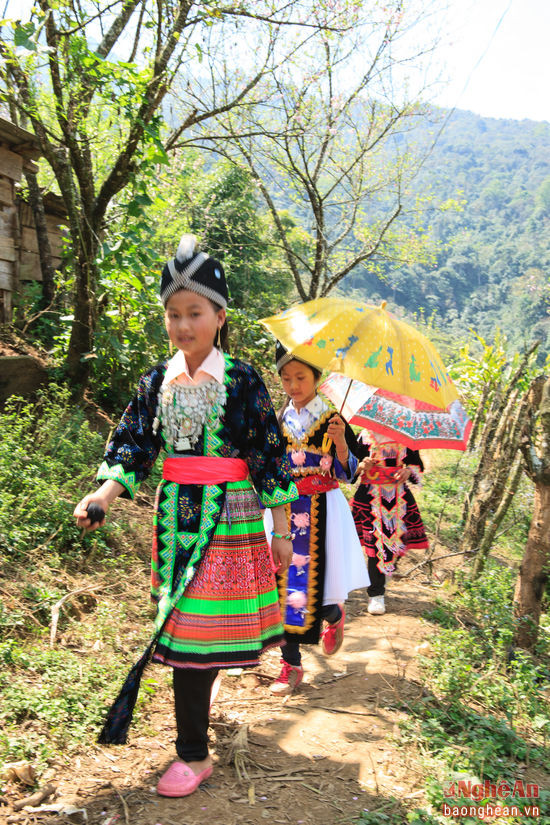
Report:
261,297,458,410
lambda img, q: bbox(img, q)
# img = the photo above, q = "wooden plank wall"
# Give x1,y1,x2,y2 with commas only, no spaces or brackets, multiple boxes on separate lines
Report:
0,144,65,322
0,146,20,323
18,201,64,283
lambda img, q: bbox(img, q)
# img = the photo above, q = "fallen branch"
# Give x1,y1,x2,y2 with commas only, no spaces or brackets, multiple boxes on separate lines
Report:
248,764,319,777
110,783,130,825
32,524,65,555
225,724,252,781
367,751,380,796
261,775,307,782
301,781,322,793
307,705,377,717
13,783,56,811
21,301,58,335
399,522,517,578
399,549,474,577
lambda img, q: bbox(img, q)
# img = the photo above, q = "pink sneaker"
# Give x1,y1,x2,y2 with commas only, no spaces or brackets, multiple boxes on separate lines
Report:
321,606,345,655
269,659,304,695
156,761,213,797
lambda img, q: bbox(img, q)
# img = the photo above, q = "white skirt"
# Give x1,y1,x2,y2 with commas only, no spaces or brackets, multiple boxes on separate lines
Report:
264,488,370,605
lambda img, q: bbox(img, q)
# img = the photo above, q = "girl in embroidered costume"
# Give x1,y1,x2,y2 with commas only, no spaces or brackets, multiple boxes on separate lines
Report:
264,343,370,695
74,236,297,798
351,431,428,615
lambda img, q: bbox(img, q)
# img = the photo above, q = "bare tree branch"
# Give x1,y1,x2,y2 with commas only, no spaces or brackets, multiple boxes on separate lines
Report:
96,0,140,58
93,0,193,222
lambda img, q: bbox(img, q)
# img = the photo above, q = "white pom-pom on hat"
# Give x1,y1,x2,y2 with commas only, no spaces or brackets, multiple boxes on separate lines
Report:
175,234,198,264
160,234,227,308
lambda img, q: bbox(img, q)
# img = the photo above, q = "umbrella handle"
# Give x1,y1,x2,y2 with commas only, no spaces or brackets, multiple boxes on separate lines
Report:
322,378,353,454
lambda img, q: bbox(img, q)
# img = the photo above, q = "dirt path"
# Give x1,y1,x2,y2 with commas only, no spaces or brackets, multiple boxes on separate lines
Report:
5,557,440,825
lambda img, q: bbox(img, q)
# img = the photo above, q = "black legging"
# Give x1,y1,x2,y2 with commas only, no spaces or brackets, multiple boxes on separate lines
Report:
173,667,219,761
367,555,386,597
282,603,342,666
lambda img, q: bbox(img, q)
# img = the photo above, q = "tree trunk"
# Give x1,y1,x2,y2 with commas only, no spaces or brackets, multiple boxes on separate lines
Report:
24,172,56,306
461,388,506,524
472,452,524,576
461,476,499,559
513,485,550,649
461,395,527,563
65,241,97,387
466,380,491,453
514,375,550,650
461,344,539,537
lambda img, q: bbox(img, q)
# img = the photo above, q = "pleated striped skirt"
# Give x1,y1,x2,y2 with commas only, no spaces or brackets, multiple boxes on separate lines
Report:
152,480,284,669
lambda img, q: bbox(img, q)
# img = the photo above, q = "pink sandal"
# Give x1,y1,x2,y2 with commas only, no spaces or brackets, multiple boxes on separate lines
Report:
156,761,213,797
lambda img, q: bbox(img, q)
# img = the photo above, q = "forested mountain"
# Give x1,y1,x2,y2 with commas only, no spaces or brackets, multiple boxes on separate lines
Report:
344,109,550,354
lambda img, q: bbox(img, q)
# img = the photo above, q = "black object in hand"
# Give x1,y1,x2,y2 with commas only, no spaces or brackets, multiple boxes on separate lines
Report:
86,503,105,526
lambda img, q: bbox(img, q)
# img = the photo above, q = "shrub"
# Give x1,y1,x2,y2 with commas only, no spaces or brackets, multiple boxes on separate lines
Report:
0,386,111,568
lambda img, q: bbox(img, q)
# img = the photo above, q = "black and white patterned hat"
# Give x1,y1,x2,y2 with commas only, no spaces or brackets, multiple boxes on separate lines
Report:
160,234,228,308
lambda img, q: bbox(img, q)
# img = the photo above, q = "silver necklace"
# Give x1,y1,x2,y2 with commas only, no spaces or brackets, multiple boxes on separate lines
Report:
152,379,227,451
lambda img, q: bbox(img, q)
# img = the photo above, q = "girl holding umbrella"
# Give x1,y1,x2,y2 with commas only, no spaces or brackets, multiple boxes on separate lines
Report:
261,298,471,617
264,342,370,695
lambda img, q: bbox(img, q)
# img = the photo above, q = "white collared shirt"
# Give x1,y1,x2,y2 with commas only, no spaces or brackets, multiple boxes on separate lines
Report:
284,394,329,440
164,347,225,387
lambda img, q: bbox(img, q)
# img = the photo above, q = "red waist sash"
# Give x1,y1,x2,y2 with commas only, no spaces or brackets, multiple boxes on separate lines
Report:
163,456,249,485
295,474,339,495
361,466,399,485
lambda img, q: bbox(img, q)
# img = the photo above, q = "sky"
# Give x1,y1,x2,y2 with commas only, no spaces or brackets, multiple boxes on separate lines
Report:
431,0,550,122
4,0,549,124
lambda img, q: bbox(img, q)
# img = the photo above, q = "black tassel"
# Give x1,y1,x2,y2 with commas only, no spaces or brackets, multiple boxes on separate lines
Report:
97,568,186,745
97,504,221,746
97,639,156,744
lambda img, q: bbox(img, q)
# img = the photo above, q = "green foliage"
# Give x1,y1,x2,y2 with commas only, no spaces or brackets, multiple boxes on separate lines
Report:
393,558,550,824
447,330,509,415
422,600,459,629
0,641,119,766
89,181,169,410
188,160,294,313
447,329,547,421
536,177,550,215
36,150,293,408
347,110,550,358
150,154,294,314
0,386,114,571
356,554,549,825
413,450,476,544
414,389,537,559
226,307,274,374
401,701,549,821
0,608,155,769
0,384,157,771
402,562,549,811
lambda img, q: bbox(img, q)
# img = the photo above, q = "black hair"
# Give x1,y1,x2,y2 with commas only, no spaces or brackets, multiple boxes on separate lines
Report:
278,358,322,382
276,359,322,425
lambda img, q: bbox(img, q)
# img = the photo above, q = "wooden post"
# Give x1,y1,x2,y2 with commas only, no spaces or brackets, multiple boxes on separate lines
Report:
514,376,550,649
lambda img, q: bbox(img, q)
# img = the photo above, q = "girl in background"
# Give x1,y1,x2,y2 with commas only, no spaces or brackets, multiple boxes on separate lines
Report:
74,236,297,797
351,431,428,615
264,343,369,695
